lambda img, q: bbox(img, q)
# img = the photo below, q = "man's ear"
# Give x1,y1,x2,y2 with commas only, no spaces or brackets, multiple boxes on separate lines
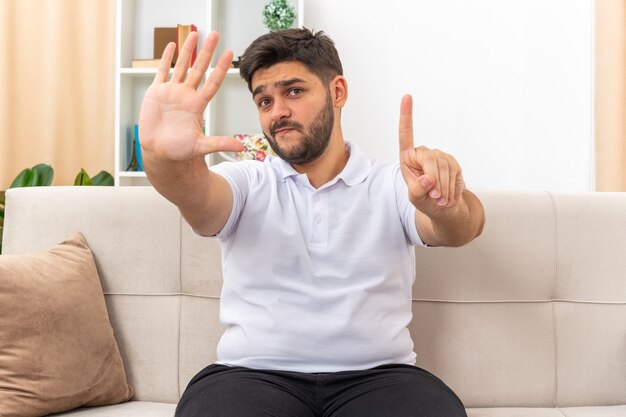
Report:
330,75,348,109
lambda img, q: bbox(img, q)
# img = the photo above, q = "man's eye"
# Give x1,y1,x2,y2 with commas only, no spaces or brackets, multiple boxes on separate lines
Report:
258,98,271,108
288,88,302,96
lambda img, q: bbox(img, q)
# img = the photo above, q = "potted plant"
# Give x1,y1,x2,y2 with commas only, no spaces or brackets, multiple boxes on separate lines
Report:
262,0,296,31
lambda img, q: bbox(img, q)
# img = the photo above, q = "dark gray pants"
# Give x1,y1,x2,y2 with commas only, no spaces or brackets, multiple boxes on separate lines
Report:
175,363,467,417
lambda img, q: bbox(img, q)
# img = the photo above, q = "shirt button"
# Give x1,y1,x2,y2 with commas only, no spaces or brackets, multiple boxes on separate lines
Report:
313,195,320,202
315,216,322,224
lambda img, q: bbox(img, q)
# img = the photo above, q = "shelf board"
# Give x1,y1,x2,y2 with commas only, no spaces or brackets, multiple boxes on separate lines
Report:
120,67,241,75
120,67,160,75
118,171,147,177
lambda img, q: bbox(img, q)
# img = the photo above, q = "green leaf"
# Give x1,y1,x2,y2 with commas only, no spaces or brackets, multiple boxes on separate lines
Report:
28,169,40,187
91,170,114,186
32,164,54,186
0,189,3,254
10,168,34,188
9,164,54,188
74,169,94,186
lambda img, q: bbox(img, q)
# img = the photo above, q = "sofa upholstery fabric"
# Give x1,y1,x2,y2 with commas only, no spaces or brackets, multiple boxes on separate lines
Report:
2,187,625,416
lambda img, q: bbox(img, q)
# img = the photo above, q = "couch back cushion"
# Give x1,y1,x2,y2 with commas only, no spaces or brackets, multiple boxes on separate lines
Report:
3,187,625,408
410,192,626,408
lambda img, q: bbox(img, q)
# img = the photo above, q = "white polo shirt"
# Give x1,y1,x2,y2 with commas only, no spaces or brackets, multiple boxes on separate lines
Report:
209,142,426,373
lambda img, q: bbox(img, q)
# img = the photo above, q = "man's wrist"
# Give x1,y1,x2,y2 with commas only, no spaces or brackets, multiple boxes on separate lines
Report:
428,191,482,247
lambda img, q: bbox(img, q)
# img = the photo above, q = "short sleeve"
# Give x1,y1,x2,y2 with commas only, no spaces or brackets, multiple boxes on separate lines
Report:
207,162,252,239
393,164,429,247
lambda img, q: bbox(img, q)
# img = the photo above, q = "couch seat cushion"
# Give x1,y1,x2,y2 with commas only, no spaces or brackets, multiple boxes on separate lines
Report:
49,401,176,416
560,405,626,416
468,406,626,417
468,408,565,417
53,404,626,416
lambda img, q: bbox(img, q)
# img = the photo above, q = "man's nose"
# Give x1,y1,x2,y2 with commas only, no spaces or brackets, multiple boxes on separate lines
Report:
271,97,291,121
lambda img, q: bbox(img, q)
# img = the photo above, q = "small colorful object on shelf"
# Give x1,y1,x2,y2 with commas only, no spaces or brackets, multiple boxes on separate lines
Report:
235,133,275,161
221,134,275,162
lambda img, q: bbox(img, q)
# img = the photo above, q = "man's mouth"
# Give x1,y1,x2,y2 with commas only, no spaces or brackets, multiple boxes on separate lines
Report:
271,121,303,137
275,127,294,135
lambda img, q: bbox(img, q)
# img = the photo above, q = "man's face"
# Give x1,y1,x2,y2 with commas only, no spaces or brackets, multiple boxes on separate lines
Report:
251,61,334,165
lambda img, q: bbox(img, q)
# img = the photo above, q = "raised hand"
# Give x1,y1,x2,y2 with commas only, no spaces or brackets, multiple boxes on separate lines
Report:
138,31,244,163
398,95,465,216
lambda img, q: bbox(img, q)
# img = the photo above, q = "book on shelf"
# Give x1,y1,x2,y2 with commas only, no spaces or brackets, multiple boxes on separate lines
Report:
154,27,177,63
134,124,144,171
131,59,161,68
177,24,198,66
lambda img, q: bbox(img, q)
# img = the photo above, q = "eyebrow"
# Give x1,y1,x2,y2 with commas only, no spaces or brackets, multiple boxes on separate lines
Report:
252,77,307,98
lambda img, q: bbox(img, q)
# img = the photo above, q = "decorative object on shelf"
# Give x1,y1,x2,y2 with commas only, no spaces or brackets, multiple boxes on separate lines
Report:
131,59,161,68
129,27,176,69
220,134,276,162
177,24,198,66
154,27,177,63
262,0,296,31
134,124,143,170
125,124,144,172
231,56,242,68
126,138,141,171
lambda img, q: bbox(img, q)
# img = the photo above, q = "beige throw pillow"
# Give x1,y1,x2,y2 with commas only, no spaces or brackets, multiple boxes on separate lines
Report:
0,233,134,417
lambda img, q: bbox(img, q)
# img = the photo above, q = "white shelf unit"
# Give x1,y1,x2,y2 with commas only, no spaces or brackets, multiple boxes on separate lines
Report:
114,0,305,186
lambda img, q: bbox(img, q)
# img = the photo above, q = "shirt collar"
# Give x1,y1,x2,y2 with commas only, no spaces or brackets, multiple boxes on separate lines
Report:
336,142,371,186
270,141,371,187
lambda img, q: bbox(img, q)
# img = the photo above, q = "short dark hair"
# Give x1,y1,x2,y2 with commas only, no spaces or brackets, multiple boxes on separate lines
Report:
239,28,343,92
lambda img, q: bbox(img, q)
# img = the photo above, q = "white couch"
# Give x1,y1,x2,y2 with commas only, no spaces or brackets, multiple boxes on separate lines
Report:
3,186,626,416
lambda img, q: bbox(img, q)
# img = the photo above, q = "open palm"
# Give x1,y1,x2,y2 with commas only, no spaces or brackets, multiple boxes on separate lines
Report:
138,31,244,163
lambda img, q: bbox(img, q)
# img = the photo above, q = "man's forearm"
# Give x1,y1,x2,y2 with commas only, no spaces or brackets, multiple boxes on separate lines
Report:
418,190,485,247
143,153,211,210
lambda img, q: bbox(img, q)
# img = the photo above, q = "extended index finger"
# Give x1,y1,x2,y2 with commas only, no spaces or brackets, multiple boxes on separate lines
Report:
399,94,414,152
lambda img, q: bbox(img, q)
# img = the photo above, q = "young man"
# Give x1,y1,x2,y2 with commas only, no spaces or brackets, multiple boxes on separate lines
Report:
139,28,484,417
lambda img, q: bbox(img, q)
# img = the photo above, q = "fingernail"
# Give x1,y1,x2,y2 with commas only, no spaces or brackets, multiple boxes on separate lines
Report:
437,198,447,206
420,177,431,187
429,189,440,198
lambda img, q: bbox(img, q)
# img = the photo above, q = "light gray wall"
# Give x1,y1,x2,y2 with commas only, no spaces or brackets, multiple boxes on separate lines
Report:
303,0,594,192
